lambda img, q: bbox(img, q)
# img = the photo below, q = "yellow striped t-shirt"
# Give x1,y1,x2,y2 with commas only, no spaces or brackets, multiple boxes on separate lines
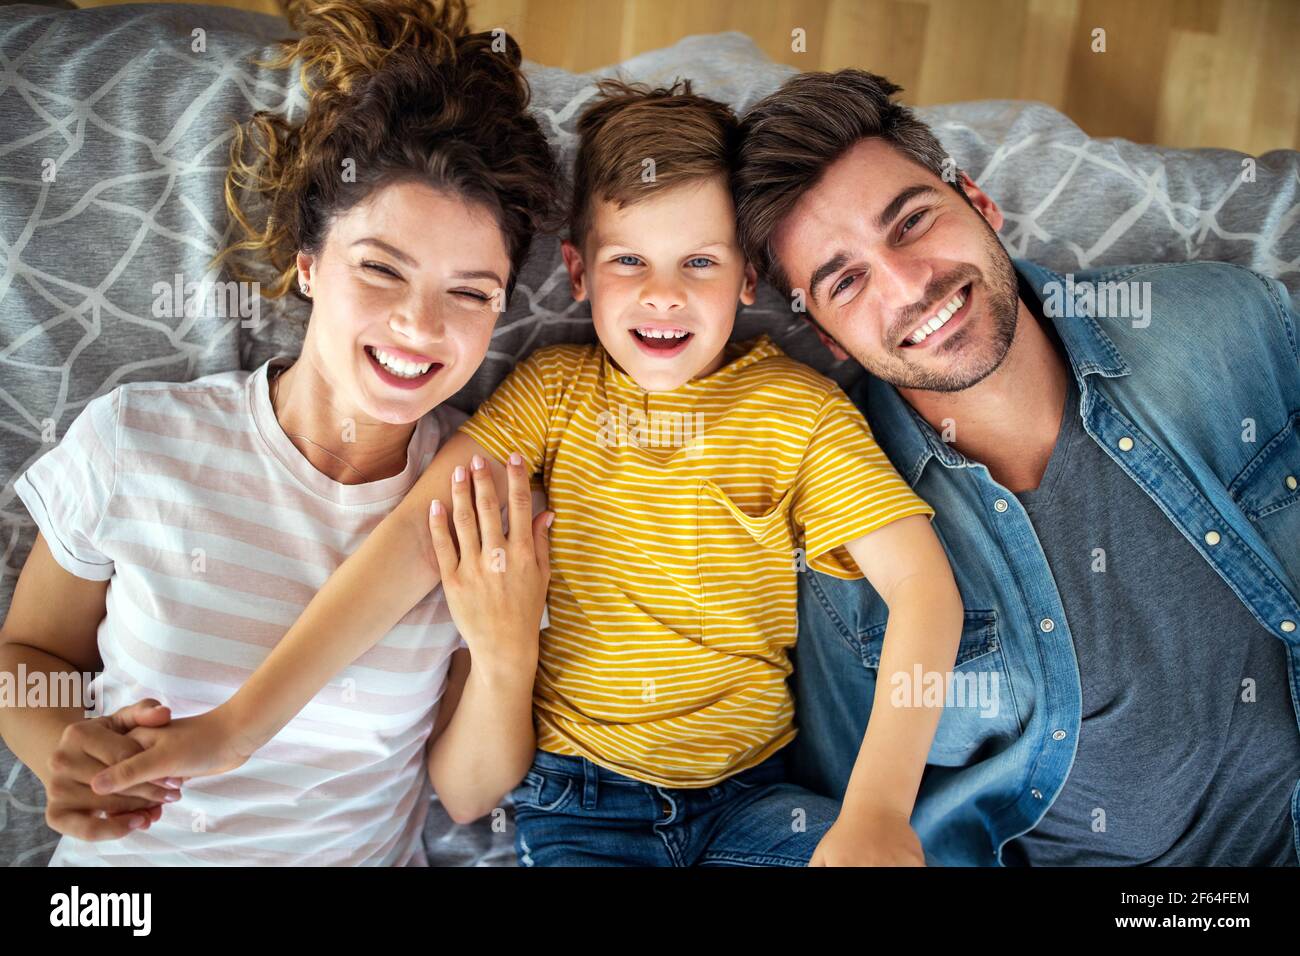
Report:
459,334,935,787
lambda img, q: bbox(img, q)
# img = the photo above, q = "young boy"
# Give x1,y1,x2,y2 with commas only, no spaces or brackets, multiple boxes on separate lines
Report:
95,80,964,866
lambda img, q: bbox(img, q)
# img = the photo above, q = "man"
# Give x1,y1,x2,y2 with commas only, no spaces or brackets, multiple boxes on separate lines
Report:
733,69,1300,866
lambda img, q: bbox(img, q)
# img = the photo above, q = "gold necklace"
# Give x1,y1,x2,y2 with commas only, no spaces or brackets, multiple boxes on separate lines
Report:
270,365,372,483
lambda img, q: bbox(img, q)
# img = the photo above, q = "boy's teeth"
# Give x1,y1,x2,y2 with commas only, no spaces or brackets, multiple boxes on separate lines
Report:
371,346,433,378
906,290,966,345
635,327,689,339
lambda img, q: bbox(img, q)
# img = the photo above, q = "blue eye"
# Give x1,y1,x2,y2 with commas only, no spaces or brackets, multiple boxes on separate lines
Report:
900,210,926,236
832,274,856,298
686,257,713,268
615,255,642,267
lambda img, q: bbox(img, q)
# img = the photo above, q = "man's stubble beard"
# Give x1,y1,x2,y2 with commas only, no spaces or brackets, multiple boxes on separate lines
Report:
849,220,1020,393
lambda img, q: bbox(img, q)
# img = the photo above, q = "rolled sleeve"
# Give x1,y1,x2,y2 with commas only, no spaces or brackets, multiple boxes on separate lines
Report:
13,390,121,581
793,388,936,579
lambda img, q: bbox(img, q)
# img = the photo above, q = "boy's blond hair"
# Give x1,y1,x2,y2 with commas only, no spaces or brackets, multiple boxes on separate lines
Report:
568,78,741,249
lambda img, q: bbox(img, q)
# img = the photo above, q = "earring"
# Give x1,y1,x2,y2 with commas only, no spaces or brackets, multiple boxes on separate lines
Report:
300,279,310,297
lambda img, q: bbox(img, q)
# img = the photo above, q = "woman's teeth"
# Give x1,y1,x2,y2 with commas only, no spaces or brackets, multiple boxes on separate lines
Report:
906,289,966,345
369,346,434,379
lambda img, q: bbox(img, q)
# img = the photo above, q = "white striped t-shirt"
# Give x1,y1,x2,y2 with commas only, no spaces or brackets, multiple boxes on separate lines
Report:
15,356,467,866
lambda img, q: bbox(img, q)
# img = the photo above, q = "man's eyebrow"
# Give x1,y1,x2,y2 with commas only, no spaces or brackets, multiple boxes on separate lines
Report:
807,185,941,304
875,184,938,231
351,237,418,267
809,252,849,305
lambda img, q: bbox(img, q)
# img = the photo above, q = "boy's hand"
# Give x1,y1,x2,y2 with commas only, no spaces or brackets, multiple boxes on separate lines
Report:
44,699,182,841
428,451,551,669
809,806,926,867
89,708,252,797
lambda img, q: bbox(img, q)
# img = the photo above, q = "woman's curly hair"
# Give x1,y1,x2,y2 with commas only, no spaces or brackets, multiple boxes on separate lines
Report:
211,0,561,304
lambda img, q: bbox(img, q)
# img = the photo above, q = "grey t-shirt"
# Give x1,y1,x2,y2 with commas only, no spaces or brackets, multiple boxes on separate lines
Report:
1006,372,1300,866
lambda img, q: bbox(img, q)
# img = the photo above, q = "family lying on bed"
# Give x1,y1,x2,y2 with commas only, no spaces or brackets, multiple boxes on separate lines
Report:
2,0,1297,867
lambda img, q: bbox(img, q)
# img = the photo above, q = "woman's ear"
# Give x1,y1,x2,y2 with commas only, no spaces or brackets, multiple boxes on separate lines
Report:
295,251,317,293
739,262,759,307
560,240,588,302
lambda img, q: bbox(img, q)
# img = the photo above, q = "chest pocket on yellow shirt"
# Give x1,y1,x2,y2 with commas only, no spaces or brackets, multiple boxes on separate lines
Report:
695,479,798,657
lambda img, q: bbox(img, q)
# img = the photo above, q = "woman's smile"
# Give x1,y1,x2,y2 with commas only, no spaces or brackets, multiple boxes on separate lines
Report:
363,343,445,389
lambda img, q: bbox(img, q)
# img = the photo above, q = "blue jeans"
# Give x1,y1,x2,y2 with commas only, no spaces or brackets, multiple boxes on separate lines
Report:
508,747,841,866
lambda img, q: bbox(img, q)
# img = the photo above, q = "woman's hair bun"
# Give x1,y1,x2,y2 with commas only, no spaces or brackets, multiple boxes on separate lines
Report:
214,0,560,304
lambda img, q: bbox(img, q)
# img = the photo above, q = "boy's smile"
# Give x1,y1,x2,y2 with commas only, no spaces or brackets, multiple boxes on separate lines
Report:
562,176,758,392
629,323,695,358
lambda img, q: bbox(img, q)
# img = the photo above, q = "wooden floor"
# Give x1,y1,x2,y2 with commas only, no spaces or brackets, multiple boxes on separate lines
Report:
71,0,1300,154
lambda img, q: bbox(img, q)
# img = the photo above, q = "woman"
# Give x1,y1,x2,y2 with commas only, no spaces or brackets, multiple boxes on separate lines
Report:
0,0,558,865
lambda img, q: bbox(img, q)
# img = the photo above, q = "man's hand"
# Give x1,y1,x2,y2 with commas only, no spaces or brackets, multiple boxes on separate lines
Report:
44,698,182,841
89,708,253,797
809,806,927,866
428,451,551,669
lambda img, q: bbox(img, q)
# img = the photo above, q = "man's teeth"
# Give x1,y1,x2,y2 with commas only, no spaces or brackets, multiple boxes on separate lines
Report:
635,327,690,339
371,347,433,378
906,290,966,345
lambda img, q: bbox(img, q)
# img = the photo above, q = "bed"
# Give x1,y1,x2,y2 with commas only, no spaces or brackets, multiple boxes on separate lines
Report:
2,1,1297,866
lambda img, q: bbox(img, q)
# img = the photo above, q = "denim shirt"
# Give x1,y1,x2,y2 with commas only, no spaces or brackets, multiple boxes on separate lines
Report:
796,258,1300,866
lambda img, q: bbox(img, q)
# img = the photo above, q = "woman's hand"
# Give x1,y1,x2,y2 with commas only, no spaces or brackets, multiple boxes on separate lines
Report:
809,805,927,867
428,451,552,670
88,706,254,798
44,698,182,841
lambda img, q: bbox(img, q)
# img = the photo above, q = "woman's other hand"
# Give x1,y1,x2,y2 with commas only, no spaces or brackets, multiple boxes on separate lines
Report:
44,698,181,840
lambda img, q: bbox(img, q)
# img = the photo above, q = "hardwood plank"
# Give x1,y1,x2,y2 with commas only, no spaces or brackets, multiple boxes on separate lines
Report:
66,0,1300,153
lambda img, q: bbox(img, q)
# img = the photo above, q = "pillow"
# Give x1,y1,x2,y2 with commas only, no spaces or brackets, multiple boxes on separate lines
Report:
2,1,1298,867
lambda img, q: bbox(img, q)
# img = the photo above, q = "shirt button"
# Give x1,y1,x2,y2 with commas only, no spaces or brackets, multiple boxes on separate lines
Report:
1117,436,1135,452
1039,618,1055,633
994,498,1009,513
1052,730,1067,741
1287,476,1298,491
1031,788,1043,800
662,801,672,817
1204,530,1221,546
1282,621,1297,633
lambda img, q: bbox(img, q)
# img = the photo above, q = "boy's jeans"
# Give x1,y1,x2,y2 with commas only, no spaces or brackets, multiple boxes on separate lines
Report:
508,747,840,866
